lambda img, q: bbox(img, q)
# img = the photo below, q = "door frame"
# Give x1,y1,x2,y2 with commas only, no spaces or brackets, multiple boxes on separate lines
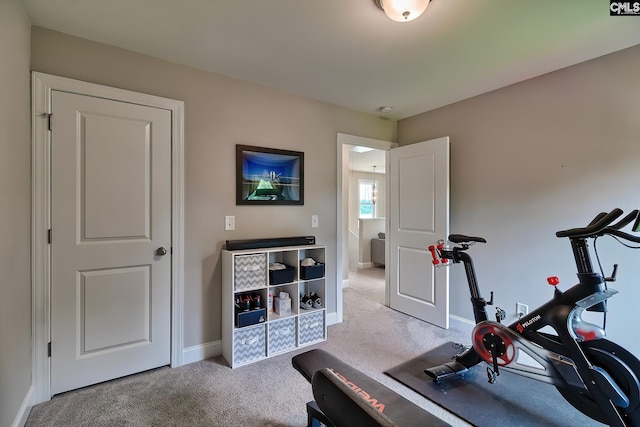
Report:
335,133,395,324
31,72,185,403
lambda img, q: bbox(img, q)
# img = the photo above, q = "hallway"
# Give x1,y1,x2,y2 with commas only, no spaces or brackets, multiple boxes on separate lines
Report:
347,266,386,306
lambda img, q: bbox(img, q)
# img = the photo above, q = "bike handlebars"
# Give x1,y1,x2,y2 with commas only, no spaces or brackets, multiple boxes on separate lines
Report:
443,209,639,252
610,209,639,230
556,208,640,244
587,212,608,227
556,208,623,238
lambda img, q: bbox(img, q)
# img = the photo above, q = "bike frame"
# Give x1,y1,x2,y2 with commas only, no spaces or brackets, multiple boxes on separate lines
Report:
436,235,629,426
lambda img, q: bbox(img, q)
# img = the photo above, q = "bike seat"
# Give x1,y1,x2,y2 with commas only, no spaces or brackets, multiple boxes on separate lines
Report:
448,234,487,244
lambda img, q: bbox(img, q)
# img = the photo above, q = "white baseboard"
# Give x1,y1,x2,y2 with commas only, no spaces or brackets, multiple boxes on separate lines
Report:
357,262,372,269
182,340,222,365
11,385,33,427
449,314,474,335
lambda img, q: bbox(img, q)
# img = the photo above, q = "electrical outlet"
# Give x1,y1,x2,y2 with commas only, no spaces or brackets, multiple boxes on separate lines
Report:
516,302,528,318
311,215,319,228
225,216,235,231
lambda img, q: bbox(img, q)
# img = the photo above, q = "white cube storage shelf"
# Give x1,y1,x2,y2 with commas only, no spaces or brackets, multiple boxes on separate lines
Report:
222,245,326,368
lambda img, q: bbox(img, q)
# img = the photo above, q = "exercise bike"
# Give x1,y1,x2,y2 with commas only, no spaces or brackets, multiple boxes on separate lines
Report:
424,208,640,427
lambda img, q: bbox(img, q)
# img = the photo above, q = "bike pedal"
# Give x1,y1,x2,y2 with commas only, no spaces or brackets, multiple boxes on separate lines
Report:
486,367,498,384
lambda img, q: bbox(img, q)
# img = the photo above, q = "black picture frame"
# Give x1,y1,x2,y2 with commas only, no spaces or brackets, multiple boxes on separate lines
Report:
236,144,304,205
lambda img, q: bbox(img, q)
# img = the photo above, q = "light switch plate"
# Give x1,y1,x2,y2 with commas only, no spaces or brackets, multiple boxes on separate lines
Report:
311,215,319,228
225,216,235,231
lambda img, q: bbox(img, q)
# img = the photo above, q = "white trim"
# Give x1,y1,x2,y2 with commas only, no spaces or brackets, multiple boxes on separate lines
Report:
336,133,396,323
31,72,185,403
10,386,33,427
182,341,222,365
326,311,338,327
31,73,51,404
449,314,474,335
170,93,186,369
357,262,373,269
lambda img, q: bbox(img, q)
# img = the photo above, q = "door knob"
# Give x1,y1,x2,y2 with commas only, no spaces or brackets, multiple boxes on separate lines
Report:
155,247,168,256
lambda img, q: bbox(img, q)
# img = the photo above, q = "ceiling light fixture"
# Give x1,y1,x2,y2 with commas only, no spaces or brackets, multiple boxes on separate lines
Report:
372,166,377,205
374,0,430,22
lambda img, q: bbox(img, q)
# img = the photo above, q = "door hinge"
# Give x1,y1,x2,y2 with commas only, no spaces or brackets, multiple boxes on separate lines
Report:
48,342,52,357
41,112,53,131
48,229,52,244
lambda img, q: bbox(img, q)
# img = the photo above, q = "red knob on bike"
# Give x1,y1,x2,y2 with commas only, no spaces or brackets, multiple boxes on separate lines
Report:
547,276,560,286
428,245,440,265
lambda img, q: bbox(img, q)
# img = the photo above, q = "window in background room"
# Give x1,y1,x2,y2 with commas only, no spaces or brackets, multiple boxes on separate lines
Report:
359,179,377,218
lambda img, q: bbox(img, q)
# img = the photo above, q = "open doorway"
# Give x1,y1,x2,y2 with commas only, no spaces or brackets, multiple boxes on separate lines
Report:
335,133,395,324
347,147,386,305
347,148,386,267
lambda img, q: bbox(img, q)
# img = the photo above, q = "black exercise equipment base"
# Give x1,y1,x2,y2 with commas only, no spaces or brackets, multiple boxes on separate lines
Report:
384,342,604,427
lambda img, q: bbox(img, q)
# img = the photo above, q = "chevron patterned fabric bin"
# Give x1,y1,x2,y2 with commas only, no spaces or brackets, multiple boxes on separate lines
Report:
299,311,325,345
233,324,266,365
268,317,297,355
234,253,266,290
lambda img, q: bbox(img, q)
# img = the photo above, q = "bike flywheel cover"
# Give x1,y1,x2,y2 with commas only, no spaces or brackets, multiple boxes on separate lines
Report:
472,322,516,366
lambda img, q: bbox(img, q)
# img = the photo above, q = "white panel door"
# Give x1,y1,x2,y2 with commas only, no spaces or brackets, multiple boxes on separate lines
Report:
50,90,172,394
389,137,450,328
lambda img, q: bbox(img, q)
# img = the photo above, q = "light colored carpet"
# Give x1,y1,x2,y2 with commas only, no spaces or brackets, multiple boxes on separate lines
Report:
27,267,472,426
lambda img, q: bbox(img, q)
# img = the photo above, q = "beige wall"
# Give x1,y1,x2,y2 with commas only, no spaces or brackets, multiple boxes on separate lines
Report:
398,44,640,357
31,26,396,348
357,218,385,266
0,0,32,425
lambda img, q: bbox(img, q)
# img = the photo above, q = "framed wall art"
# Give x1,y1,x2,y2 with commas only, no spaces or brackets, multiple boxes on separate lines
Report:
236,144,304,205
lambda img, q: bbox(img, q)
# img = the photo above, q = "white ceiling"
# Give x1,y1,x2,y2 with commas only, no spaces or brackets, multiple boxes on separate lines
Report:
349,147,387,174
22,0,640,120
